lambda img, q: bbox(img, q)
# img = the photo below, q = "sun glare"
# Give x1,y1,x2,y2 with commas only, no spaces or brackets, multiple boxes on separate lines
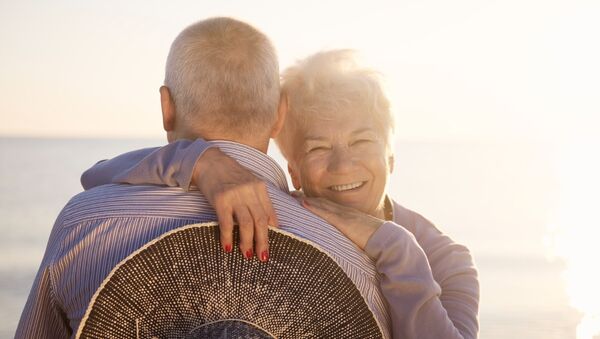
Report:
546,140,600,339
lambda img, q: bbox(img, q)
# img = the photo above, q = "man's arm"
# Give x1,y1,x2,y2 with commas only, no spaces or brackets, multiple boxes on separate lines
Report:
15,269,70,338
16,224,71,338
80,139,278,261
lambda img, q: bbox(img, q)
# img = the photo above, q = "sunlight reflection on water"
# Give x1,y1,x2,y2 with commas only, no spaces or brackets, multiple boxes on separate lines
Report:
546,139,600,339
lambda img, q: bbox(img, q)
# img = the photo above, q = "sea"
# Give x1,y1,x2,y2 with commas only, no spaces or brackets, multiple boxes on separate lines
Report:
0,137,594,338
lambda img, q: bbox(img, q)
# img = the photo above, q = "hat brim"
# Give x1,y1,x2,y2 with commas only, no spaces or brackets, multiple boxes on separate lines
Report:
76,222,384,338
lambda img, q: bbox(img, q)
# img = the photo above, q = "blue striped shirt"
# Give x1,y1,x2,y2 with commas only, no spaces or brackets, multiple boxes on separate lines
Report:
16,141,391,339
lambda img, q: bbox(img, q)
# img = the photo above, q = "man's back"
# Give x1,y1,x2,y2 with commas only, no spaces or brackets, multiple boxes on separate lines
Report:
16,141,390,338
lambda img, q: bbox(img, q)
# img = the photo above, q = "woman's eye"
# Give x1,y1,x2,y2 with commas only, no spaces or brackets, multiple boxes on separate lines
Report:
352,139,371,146
308,146,328,153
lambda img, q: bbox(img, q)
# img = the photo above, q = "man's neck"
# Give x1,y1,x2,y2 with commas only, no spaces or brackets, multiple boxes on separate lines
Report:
169,132,270,154
203,136,269,154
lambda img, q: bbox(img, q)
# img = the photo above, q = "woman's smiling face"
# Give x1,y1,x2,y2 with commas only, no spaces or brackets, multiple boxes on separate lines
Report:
288,108,394,218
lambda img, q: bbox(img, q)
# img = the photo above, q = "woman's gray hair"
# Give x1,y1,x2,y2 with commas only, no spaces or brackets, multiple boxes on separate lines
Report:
276,49,395,161
165,17,280,138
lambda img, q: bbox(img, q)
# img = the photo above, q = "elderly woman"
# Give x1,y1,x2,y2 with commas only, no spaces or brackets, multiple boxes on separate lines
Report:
82,50,479,338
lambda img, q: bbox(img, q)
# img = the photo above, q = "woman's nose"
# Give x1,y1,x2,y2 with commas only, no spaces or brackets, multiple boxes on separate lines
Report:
327,147,356,173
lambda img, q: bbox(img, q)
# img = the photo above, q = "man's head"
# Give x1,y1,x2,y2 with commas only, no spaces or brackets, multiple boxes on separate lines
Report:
161,17,283,151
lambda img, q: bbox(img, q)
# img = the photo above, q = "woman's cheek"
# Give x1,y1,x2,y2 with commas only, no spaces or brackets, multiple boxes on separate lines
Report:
299,158,322,197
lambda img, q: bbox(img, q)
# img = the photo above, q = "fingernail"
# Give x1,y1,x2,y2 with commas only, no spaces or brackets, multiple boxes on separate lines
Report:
245,249,253,259
224,244,232,253
302,199,310,207
260,250,269,262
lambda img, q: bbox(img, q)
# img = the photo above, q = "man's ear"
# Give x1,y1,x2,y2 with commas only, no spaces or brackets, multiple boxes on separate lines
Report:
160,86,176,133
288,162,302,190
388,154,395,174
270,92,288,138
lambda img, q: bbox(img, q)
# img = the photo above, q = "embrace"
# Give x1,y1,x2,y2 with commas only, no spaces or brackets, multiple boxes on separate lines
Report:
17,17,479,338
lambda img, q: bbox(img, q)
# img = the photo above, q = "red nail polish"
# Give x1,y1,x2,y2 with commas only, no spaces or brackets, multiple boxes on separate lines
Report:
245,249,253,259
224,244,232,253
260,250,269,262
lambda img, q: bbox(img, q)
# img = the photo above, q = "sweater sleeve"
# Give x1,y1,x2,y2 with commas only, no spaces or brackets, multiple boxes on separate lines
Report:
408,212,480,339
80,139,214,191
364,220,479,339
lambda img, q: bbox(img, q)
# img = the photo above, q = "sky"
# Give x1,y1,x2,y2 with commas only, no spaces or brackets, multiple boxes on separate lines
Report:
1,0,598,141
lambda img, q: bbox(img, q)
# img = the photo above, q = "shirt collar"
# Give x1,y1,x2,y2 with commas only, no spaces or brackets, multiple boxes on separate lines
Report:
207,140,290,193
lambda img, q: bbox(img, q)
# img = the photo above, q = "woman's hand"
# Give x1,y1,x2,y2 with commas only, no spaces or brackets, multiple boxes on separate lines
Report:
301,197,385,250
192,148,278,262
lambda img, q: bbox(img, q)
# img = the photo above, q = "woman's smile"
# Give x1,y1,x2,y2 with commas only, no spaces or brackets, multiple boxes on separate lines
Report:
328,181,366,192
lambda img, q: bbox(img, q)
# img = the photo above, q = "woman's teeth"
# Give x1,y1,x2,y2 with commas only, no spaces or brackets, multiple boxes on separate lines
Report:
329,182,364,192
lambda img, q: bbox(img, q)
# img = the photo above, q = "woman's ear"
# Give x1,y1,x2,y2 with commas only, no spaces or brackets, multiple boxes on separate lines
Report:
288,162,302,190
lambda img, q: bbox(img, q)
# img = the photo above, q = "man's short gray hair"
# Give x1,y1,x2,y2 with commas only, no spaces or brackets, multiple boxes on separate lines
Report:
165,17,280,137
276,49,395,161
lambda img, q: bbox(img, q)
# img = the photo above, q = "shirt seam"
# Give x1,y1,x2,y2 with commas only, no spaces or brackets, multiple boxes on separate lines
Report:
60,214,214,229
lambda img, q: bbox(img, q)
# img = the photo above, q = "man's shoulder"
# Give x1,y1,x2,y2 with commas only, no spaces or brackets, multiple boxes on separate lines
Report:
58,184,209,226
67,183,188,205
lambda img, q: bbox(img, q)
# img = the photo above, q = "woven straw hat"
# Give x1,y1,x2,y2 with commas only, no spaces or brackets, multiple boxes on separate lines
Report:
76,222,384,338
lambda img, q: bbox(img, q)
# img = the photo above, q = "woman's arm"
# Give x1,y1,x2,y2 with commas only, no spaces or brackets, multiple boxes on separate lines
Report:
80,139,210,190
366,221,478,339
80,138,278,260
394,205,479,338
301,197,479,339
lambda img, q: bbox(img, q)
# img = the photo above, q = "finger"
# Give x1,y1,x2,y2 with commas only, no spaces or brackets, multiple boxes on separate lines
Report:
302,197,347,226
302,197,334,212
256,184,278,229
252,216,270,263
234,206,255,259
217,209,235,253
248,184,273,262
301,198,332,220
245,198,270,262
307,197,351,214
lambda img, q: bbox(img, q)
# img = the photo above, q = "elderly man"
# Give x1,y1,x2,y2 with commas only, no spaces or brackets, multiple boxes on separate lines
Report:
15,18,391,338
